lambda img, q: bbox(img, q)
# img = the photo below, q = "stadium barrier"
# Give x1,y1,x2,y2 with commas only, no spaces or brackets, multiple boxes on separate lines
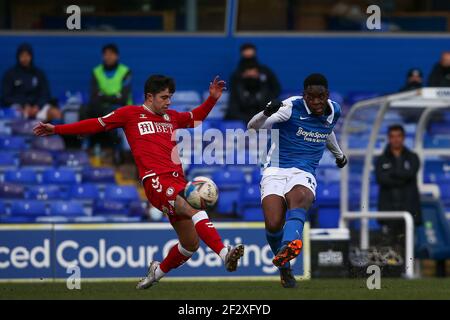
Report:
0,222,310,281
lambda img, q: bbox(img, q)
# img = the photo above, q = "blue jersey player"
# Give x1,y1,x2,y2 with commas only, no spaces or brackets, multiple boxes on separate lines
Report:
247,74,347,288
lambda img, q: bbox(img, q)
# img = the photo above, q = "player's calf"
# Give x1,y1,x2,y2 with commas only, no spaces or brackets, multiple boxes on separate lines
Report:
175,195,245,271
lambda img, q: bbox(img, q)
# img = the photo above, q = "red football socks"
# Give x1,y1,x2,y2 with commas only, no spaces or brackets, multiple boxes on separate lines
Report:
192,211,226,255
159,243,194,273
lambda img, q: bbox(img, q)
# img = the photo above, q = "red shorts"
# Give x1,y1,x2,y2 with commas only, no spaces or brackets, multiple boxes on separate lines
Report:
143,171,188,224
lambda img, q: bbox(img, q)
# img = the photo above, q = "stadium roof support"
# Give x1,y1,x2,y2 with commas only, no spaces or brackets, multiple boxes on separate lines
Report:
339,88,450,279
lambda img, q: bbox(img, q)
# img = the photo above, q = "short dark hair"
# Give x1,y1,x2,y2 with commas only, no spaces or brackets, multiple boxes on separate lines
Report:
304,73,328,90
240,43,256,53
102,43,119,55
144,75,175,96
388,124,405,135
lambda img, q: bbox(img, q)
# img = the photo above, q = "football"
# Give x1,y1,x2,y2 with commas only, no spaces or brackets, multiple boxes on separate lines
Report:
184,176,219,210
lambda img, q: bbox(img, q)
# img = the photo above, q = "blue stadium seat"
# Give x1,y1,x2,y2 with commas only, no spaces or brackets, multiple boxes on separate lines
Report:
212,168,246,188
4,169,38,184
171,90,201,112
317,207,340,228
424,134,450,148
416,198,450,262
94,200,128,215
56,151,90,167
429,122,450,135
212,168,247,214
49,201,85,216
215,190,239,215
27,185,65,200
0,107,22,119
203,91,229,103
10,120,38,135
0,152,17,168
128,201,148,218
316,182,340,206
238,184,263,221
251,167,262,184
0,182,25,199
20,150,54,167
0,136,26,150
438,181,450,209
42,168,77,185
31,135,65,152
69,184,99,200
11,200,47,217
104,185,140,203
82,167,116,183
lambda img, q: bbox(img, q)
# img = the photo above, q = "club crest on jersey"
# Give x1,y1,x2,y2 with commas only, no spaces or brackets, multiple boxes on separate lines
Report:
166,187,175,196
163,114,170,121
139,114,147,119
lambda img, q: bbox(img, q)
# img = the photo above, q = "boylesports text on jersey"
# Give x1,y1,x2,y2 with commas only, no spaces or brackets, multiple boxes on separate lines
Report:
138,121,174,135
296,127,330,143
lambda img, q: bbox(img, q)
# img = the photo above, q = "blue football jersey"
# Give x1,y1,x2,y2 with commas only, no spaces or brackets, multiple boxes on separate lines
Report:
264,96,341,176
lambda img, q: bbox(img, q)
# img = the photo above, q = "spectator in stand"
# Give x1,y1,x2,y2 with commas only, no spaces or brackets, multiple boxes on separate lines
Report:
399,68,423,92
226,58,280,123
229,43,281,103
86,43,132,164
1,43,61,122
428,51,450,87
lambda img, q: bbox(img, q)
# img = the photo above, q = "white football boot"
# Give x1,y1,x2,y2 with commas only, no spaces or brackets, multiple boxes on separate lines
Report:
136,261,160,289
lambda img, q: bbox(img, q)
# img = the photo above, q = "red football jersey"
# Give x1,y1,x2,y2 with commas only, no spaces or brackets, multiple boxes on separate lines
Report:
98,105,193,181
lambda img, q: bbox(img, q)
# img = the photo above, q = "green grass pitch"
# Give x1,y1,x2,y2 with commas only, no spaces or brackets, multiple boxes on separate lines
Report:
1,278,450,300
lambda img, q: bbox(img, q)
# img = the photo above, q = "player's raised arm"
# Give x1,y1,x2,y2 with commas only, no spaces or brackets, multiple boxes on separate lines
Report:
188,76,226,125
326,131,347,168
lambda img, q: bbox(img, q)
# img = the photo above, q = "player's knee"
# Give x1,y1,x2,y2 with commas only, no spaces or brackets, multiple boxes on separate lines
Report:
286,187,314,210
265,220,283,234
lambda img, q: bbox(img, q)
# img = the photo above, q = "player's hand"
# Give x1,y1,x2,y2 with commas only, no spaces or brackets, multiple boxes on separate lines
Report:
33,122,55,136
209,75,226,100
263,99,283,117
336,155,348,168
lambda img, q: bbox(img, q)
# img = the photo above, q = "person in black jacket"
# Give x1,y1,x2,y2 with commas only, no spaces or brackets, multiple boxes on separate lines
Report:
226,58,279,123
229,43,281,98
428,51,450,87
1,43,61,122
399,68,423,92
375,124,422,245
226,43,281,123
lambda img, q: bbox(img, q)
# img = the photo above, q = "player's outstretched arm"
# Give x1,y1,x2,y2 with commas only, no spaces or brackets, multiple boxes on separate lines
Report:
326,131,347,168
33,118,104,137
33,122,55,136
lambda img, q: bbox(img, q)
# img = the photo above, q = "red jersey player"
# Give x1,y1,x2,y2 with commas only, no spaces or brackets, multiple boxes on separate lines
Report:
33,75,244,289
